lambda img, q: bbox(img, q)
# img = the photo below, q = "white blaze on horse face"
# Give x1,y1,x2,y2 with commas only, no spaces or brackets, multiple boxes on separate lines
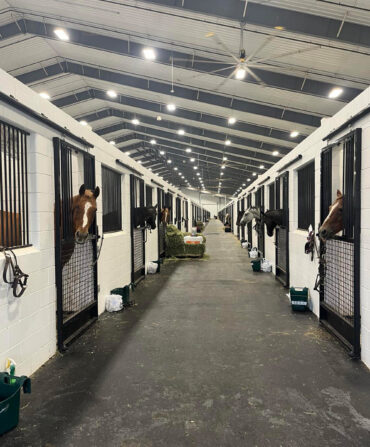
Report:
83,201,92,229
322,200,338,227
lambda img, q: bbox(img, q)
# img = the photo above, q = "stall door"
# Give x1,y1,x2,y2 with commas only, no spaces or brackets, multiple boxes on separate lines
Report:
130,175,145,284
185,201,189,231
255,187,265,257
176,197,181,230
157,188,166,258
275,173,289,287
319,130,361,358
53,138,98,351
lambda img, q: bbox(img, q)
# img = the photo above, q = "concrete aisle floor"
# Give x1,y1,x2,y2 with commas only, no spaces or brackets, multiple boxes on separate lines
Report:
2,219,370,447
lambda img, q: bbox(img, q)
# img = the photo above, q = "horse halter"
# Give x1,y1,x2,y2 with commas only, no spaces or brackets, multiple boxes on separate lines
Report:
1,247,29,298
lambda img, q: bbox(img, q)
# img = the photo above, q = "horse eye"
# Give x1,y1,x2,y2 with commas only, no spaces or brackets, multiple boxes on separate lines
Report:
339,208,343,212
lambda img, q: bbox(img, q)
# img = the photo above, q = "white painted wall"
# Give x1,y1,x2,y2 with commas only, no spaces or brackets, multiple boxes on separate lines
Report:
236,86,370,368
180,188,229,217
0,68,209,376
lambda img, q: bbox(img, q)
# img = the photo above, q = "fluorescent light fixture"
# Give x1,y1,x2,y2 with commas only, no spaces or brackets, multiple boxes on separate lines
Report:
243,183,246,186
126,151,131,155
196,172,200,176
160,150,165,155
179,172,182,175
221,165,225,169
252,172,257,176
223,156,228,161
39,92,50,99
142,47,156,60
107,90,117,98
109,140,115,145
328,87,343,99
193,166,198,170
190,158,195,162
177,129,185,135
54,28,69,41
247,178,251,182
290,130,299,138
157,115,162,121
220,172,224,176
150,139,156,145
166,103,176,112
273,150,279,156
185,147,192,153
167,159,172,164
225,139,231,146
235,68,246,80
259,164,265,169
138,160,142,164
132,118,140,125
228,117,236,125
79,120,88,126
174,167,178,171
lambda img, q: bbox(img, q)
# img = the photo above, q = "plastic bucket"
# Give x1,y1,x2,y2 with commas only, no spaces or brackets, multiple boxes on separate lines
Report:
111,286,133,307
251,259,261,272
0,373,31,435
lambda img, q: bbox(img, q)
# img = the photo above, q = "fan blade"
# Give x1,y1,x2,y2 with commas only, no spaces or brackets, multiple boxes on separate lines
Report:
214,68,237,91
252,46,319,65
179,65,236,82
245,67,267,87
245,35,274,62
213,34,240,63
172,58,234,64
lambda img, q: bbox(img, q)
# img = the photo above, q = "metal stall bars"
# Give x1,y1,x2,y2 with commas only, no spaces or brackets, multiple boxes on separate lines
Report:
319,129,361,358
240,197,245,241
130,174,145,284
275,172,289,287
53,138,98,351
237,199,241,239
184,200,189,232
246,194,252,245
0,120,30,249
166,192,173,224
157,187,166,258
255,186,265,257
176,197,181,230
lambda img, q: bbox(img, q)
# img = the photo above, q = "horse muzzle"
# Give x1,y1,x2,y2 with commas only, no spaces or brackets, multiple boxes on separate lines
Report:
75,231,89,244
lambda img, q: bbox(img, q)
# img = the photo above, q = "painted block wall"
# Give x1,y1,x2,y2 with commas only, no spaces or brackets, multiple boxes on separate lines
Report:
0,68,209,376
236,87,370,368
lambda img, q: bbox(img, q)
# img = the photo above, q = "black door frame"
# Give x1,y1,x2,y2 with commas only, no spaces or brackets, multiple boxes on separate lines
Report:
275,172,289,287
130,174,145,284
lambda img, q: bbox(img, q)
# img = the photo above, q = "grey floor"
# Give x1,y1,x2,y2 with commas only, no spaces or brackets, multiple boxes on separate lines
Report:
2,219,370,447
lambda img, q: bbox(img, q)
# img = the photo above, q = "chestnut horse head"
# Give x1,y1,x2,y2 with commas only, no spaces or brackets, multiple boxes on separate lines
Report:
72,184,100,244
318,190,343,242
160,207,170,224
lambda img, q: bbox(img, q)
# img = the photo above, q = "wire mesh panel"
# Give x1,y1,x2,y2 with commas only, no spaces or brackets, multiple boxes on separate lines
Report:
0,120,29,248
54,138,98,351
133,228,144,272
319,129,361,357
275,172,289,287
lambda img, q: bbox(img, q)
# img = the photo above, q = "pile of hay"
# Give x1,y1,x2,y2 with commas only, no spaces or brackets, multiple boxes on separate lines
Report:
165,224,206,258
196,221,205,233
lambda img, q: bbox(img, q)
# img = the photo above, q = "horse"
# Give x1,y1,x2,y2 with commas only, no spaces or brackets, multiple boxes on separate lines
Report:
225,213,231,226
239,206,261,226
159,207,170,225
133,205,158,229
263,210,285,237
72,184,100,244
318,190,343,241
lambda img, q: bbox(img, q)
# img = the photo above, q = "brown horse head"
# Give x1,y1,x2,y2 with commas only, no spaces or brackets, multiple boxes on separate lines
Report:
318,190,343,241
160,207,170,224
72,184,100,244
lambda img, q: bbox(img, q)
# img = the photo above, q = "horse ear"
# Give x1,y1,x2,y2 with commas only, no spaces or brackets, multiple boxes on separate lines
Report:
94,186,100,198
79,184,86,196
337,189,343,198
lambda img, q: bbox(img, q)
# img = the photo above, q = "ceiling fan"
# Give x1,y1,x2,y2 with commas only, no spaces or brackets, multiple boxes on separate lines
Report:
171,23,318,91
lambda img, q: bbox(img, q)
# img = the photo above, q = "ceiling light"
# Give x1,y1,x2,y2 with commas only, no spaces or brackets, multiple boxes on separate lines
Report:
273,150,279,156
142,47,156,60
54,28,69,41
39,92,50,100
185,147,192,153
150,139,156,145
159,151,165,155
225,139,231,146
194,166,198,170
167,103,176,112
174,167,178,171
274,25,285,31
259,164,265,169
167,159,172,164
247,178,251,182
242,183,246,186
235,67,246,80
107,90,117,98
228,117,236,125
148,168,152,171
221,165,225,169
290,130,299,138
220,172,224,176
126,151,131,156
157,115,162,121
138,160,142,164
132,118,140,125
328,87,343,99
177,129,185,135
179,172,182,175
196,172,200,176
223,156,228,161
109,140,115,145
80,120,88,126
252,172,257,176
190,158,195,162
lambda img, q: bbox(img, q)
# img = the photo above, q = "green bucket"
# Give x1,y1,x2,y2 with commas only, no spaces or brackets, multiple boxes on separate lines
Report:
290,287,309,311
0,372,31,435
251,259,261,272
111,286,134,307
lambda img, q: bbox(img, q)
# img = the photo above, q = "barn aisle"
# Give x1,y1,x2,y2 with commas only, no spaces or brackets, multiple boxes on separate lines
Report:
3,219,370,447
